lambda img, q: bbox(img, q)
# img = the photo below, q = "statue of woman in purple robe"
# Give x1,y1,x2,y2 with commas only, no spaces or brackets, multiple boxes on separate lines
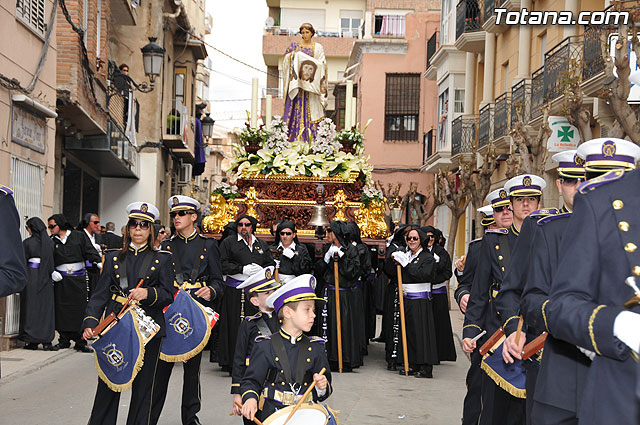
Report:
282,23,328,143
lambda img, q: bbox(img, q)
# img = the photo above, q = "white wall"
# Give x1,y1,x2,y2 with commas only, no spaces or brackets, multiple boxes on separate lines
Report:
99,152,160,229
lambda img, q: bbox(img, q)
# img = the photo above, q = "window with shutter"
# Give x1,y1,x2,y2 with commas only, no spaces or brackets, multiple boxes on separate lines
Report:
384,73,420,141
15,0,46,36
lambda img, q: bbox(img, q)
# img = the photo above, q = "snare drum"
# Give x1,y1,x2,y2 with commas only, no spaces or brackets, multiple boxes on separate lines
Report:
130,306,160,345
263,403,333,425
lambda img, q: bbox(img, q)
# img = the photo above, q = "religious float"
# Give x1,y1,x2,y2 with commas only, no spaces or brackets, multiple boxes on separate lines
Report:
201,26,389,254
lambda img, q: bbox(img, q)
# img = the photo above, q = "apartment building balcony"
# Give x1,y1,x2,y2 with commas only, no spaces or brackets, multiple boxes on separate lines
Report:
422,127,452,173
451,115,477,166
478,103,493,150
424,31,441,80
262,26,358,66
530,66,545,122
581,24,611,97
544,36,583,104
481,0,508,33
163,99,195,162
64,120,139,178
455,0,485,53
493,92,511,149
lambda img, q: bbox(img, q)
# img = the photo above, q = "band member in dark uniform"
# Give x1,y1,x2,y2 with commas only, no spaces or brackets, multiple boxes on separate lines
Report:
272,220,312,283
389,226,438,378
82,202,175,425
218,214,274,372
421,226,456,362
231,266,281,424
79,213,103,297
20,217,57,351
316,220,362,371
454,204,503,425
0,185,27,298
546,138,640,425
240,275,332,423
48,213,100,352
150,195,224,425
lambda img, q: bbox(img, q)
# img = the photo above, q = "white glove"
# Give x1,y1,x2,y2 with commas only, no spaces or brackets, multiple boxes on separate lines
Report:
391,251,410,268
577,346,596,361
243,263,262,276
613,310,640,353
96,262,103,270
336,247,345,258
433,252,440,263
51,271,63,282
324,245,339,264
282,247,295,259
274,259,281,269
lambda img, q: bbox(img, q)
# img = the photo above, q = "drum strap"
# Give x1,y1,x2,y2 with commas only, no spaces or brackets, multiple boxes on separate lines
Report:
117,250,156,292
270,332,312,388
497,234,511,272
170,237,205,286
255,317,273,338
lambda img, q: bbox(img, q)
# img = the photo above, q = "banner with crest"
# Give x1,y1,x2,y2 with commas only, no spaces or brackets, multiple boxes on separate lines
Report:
160,289,218,362
92,309,145,392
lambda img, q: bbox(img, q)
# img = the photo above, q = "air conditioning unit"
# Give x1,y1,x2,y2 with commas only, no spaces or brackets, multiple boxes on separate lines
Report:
205,13,213,34
178,163,192,184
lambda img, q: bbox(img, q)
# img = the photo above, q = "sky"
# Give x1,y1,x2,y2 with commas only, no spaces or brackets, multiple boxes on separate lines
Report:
205,1,269,131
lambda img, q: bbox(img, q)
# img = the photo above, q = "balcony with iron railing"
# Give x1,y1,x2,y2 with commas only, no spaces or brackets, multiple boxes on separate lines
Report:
478,104,494,149
531,66,545,121
451,115,477,162
455,0,485,52
427,31,439,69
374,15,406,38
494,92,510,139
511,79,531,129
480,0,508,33
544,36,583,103
164,99,195,161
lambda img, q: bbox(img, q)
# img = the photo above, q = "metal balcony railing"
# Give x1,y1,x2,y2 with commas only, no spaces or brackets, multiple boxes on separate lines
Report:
452,115,477,156
166,99,188,136
544,36,583,102
511,79,531,128
264,26,363,38
531,66,544,120
494,92,510,138
427,32,439,68
374,15,406,38
482,0,495,24
582,25,608,82
456,0,482,40
478,104,494,148
109,120,139,176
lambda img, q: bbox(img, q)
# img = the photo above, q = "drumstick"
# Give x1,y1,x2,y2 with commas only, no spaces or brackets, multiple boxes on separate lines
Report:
470,330,486,344
118,279,146,316
232,401,264,425
515,316,524,346
282,367,326,425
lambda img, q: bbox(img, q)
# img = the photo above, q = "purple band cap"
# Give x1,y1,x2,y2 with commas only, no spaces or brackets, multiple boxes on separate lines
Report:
273,287,318,312
586,153,635,164
244,277,278,293
491,199,510,207
508,184,542,193
171,203,198,212
129,210,154,221
558,162,584,170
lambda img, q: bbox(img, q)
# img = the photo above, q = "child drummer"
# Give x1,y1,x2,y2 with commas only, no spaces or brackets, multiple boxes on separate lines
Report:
240,274,332,422
231,266,281,422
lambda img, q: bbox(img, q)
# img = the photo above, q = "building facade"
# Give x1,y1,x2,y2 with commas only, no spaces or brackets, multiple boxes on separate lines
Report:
0,0,58,349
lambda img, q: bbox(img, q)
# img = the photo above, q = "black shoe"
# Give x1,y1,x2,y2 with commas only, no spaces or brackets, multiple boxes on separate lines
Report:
43,343,59,351
415,370,433,378
75,344,93,353
24,343,39,350
387,362,397,371
371,337,385,343
399,368,417,376
54,341,71,349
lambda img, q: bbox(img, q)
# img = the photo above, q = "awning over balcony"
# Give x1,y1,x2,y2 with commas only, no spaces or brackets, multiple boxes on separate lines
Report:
64,121,139,179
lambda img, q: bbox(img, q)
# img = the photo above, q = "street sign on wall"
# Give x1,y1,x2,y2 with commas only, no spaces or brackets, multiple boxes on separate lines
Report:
547,116,580,152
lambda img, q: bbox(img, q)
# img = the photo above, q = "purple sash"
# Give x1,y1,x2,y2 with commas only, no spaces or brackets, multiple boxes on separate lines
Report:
28,261,40,269
404,291,432,300
432,286,447,295
225,276,244,288
60,269,86,277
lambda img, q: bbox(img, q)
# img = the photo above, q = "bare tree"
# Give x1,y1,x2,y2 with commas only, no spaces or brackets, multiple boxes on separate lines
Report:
375,181,402,226
562,57,594,143
459,142,498,236
434,169,471,256
403,182,440,226
511,105,552,175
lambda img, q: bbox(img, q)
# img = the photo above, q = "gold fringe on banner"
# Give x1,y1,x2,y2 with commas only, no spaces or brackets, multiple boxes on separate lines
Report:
480,360,527,399
159,299,212,362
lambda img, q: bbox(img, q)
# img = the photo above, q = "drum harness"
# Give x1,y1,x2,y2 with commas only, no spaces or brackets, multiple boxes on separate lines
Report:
267,332,313,405
169,237,206,292
110,250,156,303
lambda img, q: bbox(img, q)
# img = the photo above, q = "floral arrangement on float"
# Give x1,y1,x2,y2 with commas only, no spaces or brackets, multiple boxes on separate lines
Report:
360,185,384,207
228,117,373,180
210,181,241,200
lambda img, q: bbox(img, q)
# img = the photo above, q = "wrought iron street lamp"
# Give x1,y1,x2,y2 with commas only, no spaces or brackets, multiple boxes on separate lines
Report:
201,113,215,138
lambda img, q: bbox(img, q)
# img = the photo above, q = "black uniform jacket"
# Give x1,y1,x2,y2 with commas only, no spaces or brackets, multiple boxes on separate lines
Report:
52,230,101,268
431,244,452,285
231,311,280,394
454,238,482,310
463,228,518,341
220,235,274,275
82,246,175,337
0,186,27,297
547,168,640,425
521,212,591,413
316,244,361,288
240,329,332,410
495,209,560,336
162,232,224,306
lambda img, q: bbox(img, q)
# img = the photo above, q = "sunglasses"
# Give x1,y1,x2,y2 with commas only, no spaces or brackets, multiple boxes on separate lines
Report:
128,220,151,230
47,224,58,230
280,231,293,236
92,220,100,224
493,205,511,213
426,234,434,239
406,236,419,241
560,177,581,185
238,222,252,227
158,230,166,234
170,210,195,218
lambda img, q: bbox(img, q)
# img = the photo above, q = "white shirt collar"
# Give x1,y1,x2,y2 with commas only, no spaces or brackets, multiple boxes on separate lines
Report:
55,230,69,244
83,228,95,243
408,247,423,262
277,241,296,250
237,233,256,250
